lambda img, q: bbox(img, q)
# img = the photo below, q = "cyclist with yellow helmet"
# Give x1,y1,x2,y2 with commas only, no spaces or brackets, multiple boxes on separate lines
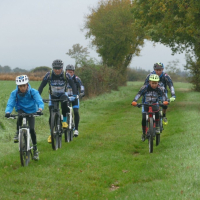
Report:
132,74,168,141
144,62,176,125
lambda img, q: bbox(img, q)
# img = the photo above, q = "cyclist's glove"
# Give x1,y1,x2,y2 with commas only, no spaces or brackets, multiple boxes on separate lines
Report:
170,97,176,102
5,113,10,118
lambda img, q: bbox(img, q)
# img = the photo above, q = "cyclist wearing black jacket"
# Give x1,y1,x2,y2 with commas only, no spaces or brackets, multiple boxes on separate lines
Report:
65,64,85,137
38,59,77,143
144,62,176,125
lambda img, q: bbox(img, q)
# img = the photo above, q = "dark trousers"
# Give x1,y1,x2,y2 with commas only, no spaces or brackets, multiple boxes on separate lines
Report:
17,110,37,146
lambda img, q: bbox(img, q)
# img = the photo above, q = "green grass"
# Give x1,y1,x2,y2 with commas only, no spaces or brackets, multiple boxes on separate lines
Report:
0,81,200,199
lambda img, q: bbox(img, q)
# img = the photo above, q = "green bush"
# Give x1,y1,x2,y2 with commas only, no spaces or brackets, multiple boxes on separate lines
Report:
76,64,124,97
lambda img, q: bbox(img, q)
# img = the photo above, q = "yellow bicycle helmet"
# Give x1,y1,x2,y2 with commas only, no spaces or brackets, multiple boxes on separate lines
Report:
149,74,160,81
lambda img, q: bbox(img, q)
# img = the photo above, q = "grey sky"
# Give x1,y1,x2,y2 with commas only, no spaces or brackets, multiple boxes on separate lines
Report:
0,0,186,71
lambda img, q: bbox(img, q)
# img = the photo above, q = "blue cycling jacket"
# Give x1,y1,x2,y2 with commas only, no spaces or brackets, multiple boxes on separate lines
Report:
5,83,44,114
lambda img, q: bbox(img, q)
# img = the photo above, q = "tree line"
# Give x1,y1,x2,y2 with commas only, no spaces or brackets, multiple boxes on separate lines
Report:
83,0,200,90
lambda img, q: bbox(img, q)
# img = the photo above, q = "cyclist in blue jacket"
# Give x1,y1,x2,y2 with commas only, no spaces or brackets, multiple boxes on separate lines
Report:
5,75,44,161
144,62,176,125
65,64,85,137
38,59,77,143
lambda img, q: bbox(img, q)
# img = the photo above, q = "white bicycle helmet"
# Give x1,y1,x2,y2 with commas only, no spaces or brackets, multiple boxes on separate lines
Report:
16,75,29,85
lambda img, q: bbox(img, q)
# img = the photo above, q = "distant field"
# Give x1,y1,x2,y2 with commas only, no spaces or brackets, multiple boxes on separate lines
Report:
1,81,200,200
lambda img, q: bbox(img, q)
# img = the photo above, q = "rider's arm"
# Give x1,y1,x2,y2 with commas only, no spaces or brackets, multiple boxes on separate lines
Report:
31,89,44,111
66,72,78,95
133,85,147,102
75,76,85,95
38,72,50,95
5,90,17,113
158,86,168,102
165,74,176,98
144,73,151,85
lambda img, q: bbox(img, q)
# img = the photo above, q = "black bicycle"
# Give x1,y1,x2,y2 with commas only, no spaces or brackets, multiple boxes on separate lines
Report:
43,99,67,150
132,101,169,153
8,112,43,166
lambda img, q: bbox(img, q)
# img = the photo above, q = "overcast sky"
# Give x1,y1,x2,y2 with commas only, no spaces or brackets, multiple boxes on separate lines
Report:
0,0,186,71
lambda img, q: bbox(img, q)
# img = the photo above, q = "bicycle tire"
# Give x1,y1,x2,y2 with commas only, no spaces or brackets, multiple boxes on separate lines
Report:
19,130,30,166
148,117,154,153
51,111,58,150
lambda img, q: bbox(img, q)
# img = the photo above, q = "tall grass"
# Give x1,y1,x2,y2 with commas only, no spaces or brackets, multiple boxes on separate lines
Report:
0,81,200,199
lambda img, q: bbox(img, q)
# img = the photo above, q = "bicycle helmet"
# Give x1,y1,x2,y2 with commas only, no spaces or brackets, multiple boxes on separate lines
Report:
52,59,63,68
149,74,160,81
153,62,164,70
66,64,75,71
16,75,29,85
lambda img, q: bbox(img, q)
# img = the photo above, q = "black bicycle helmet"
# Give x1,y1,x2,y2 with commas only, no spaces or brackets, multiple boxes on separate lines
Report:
66,64,75,71
153,62,164,70
52,59,64,68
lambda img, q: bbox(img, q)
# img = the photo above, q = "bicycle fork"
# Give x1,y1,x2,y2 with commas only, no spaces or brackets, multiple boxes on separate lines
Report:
19,128,31,151
19,118,31,151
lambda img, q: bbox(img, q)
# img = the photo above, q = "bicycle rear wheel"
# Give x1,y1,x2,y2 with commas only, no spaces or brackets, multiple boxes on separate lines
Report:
51,111,59,150
19,130,30,166
148,117,154,153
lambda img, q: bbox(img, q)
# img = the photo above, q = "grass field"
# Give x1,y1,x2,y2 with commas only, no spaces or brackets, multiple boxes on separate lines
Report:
0,81,200,200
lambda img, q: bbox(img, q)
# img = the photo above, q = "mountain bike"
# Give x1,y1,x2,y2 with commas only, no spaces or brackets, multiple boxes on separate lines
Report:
64,96,78,142
132,101,168,153
8,112,43,166
43,98,67,150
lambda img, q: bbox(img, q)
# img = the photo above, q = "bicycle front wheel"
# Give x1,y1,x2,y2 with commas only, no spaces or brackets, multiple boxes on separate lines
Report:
148,117,154,153
19,130,30,166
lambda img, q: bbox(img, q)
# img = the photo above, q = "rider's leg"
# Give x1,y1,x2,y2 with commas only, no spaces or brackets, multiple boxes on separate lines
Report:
141,113,147,141
28,116,39,161
60,94,69,128
27,116,37,148
72,99,80,136
155,112,160,134
14,110,23,143
73,108,79,130
162,105,168,125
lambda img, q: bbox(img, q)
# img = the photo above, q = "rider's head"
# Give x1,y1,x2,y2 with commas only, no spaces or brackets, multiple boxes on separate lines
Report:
66,64,75,77
153,62,164,76
149,74,159,89
16,75,29,93
52,59,63,76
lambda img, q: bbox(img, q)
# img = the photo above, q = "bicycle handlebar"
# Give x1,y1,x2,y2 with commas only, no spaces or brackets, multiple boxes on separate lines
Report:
8,112,43,119
131,101,170,107
43,95,79,103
